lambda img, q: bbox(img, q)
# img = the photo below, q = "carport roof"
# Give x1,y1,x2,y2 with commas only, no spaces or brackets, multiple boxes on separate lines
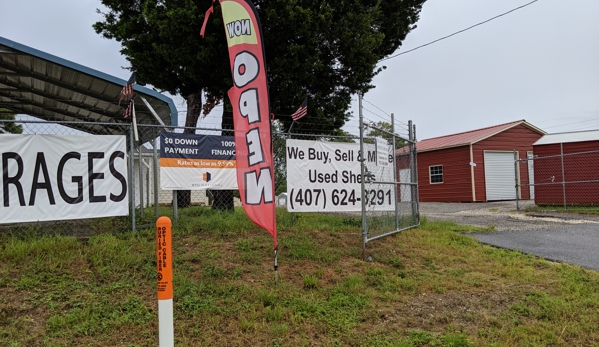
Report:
534,129,599,146
0,36,178,144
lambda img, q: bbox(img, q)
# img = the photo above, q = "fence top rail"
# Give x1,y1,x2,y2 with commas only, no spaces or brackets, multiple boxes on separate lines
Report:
2,118,130,127
2,119,418,146
517,149,599,162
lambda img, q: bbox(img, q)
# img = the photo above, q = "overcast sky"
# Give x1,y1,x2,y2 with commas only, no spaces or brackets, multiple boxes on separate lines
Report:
1,0,597,140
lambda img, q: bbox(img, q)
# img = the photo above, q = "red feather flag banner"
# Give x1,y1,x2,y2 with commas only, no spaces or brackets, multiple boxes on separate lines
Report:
218,0,278,268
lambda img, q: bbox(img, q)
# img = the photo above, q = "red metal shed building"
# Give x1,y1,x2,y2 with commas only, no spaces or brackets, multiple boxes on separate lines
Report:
399,120,545,202
532,129,599,205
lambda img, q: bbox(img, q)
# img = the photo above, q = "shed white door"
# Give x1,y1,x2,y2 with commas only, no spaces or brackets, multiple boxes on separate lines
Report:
399,168,412,202
484,152,517,201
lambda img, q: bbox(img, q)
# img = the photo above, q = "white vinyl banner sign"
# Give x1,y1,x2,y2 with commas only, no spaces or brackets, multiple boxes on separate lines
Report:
364,142,396,211
375,137,389,167
286,139,395,212
0,135,128,224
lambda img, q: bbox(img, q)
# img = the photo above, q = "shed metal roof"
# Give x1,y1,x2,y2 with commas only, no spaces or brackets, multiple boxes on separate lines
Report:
533,129,599,146
0,36,178,144
413,120,545,153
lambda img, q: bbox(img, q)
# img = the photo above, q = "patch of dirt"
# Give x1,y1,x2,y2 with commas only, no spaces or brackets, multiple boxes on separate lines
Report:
375,290,516,333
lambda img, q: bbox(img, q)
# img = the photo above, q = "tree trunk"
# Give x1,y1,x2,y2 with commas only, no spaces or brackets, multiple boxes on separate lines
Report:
211,110,235,211
178,91,203,208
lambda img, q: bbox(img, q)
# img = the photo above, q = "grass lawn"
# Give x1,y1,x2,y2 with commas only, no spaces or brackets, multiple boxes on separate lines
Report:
1,206,599,346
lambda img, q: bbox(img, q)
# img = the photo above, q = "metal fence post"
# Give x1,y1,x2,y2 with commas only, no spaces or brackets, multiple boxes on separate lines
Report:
560,143,567,211
129,124,136,232
392,113,399,230
409,120,417,222
514,150,520,210
413,123,420,223
154,135,159,219
173,191,178,224
359,92,367,259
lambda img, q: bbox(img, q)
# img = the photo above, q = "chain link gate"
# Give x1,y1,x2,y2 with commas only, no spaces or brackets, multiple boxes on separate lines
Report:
357,94,420,255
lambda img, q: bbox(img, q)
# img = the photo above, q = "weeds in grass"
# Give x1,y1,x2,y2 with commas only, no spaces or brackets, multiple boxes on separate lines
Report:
1,207,599,346
302,274,319,289
525,205,599,215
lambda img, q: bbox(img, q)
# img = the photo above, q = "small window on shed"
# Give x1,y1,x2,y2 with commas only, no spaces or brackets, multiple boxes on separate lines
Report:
429,165,443,184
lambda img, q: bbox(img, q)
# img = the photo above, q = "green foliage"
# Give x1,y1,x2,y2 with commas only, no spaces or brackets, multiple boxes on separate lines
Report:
366,121,406,148
0,109,23,134
94,0,426,134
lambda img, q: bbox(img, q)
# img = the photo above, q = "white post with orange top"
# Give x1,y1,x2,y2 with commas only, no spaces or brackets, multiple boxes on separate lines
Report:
156,216,174,347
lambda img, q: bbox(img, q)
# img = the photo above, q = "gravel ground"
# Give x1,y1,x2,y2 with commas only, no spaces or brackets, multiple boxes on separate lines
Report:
419,201,599,271
420,200,599,231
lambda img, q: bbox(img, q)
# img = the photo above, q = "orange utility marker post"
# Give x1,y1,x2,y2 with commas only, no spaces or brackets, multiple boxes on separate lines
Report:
156,216,174,347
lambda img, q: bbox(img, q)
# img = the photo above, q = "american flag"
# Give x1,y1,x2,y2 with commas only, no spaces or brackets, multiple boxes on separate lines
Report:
291,97,307,121
123,99,133,118
119,72,135,117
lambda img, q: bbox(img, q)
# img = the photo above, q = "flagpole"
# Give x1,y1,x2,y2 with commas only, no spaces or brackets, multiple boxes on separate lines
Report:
288,120,296,134
132,101,139,142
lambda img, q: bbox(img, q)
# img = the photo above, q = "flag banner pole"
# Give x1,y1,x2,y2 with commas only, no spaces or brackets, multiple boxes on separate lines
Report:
200,0,216,37
274,246,279,282
132,101,139,142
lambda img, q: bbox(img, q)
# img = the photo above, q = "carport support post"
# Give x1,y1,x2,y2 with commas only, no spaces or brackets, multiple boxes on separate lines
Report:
129,125,136,232
146,165,150,208
138,147,144,219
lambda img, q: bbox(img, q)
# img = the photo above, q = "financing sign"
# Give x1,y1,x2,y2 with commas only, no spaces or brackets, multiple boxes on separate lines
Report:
160,133,237,190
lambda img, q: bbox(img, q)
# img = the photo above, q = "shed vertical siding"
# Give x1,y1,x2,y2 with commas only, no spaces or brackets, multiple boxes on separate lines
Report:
472,125,543,201
531,143,562,205
533,140,599,205
417,146,472,202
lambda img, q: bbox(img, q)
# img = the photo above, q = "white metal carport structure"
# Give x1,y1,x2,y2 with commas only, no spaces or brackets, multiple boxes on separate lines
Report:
0,36,177,141
0,36,179,230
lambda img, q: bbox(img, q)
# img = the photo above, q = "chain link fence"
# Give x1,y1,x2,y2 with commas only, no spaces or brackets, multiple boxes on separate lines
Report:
516,149,599,212
1,116,420,245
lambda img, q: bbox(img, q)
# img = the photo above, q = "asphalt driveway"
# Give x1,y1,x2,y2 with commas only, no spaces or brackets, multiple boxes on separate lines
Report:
419,201,599,271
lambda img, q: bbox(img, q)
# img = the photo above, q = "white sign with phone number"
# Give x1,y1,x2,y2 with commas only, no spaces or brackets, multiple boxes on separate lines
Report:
286,139,395,212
